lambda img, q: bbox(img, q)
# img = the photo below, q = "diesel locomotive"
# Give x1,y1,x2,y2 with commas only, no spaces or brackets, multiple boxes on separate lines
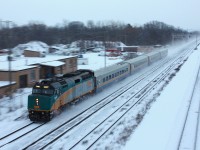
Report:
28,69,95,121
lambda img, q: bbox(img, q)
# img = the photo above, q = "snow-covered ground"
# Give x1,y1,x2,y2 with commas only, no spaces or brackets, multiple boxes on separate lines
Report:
125,43,200,150
0,39,199,149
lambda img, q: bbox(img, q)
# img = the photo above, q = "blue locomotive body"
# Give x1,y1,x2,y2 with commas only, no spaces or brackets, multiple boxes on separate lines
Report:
28,69,95,121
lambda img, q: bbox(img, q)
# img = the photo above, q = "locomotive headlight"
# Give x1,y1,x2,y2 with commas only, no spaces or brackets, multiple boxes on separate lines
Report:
36,98,39,106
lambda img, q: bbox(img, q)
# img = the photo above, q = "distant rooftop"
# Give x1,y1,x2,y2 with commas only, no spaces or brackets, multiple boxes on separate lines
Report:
0,55,75,71
39,61,65,67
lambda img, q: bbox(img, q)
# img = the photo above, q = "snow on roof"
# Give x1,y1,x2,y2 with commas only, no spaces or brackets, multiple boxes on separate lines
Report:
25,55,75,65
39,61,65,67
0,65,38,71
12,41,49,56
0,81,16,87
0,55,75,71
118,42,126,47
50,44,67,50
49,46,62,50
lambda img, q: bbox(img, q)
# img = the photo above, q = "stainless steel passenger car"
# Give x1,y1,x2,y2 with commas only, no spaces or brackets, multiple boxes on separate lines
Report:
159,49,168,58
146,51,162,64
94,62,130,91
125,55,149,73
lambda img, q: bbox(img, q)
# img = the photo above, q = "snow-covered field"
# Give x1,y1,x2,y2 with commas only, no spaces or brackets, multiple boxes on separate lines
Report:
125,42,200,150
0,39,199,149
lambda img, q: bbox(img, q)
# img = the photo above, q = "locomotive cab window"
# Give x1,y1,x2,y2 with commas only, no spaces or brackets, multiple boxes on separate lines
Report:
32,88,54,95
42,89,54,95
32,89,42,94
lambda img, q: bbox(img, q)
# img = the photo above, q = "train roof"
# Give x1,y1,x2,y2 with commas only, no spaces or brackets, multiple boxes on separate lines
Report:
94,62,129,77
159,49,168,52
145,50,160,56
39,69,95,88
159,49,168,53
124,55,148,64
62,69,94,78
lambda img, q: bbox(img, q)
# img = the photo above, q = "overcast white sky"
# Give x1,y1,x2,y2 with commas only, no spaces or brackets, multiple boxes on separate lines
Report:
0,0,199,31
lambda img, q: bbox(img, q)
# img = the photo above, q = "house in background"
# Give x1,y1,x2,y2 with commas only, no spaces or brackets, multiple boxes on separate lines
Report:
0,55,77,98
24,49,46,57
0,66,39,97
36,56,77,79
0,65,39,88
39,61,66,78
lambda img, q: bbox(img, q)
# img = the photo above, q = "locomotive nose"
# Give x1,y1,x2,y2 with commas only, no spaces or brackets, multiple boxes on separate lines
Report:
28,95,53,122
28,95,52,111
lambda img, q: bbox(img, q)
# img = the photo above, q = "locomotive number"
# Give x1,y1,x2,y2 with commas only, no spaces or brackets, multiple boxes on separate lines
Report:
34,106,40,109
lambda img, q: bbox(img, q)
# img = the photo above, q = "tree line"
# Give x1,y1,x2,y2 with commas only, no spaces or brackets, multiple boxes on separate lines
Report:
0,20,189,49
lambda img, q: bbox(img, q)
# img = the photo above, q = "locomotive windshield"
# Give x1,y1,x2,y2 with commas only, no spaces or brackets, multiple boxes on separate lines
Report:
42,89,54,95
32,88,54,95
32,89,42,94
32,82,55,95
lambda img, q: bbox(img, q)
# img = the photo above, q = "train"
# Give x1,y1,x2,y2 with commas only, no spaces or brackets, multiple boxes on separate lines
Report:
28,49,168,121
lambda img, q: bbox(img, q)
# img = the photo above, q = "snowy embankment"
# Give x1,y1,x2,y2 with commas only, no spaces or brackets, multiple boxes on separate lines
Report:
125,47,200,149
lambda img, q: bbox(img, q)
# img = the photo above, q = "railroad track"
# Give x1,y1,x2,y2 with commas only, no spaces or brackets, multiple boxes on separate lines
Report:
177,51,200,150
0,60,169,149
0,44,194,150
0,123,34,141
21,47,193,150
0,57,170,150
63,48,192,150
0,49,169,148
21,59,173,149
0,122,45,148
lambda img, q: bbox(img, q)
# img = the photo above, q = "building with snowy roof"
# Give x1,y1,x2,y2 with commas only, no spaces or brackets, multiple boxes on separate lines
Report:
0,55,77,97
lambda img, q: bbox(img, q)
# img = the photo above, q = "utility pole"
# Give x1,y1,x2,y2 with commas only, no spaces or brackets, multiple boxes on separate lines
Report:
6,21,13,99
0,20,13,99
